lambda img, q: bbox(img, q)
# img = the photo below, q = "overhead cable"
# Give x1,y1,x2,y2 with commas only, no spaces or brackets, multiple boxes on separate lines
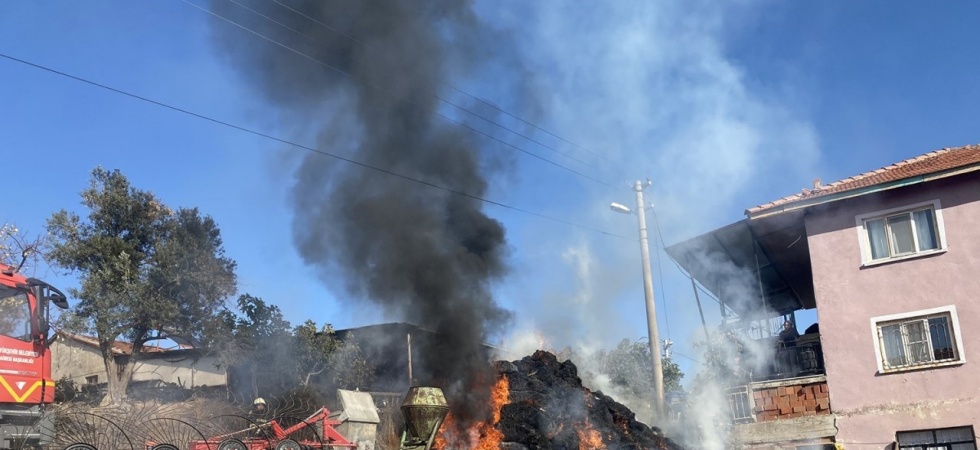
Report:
0,52,633,242
648,206,728,311
184,0,615,188
262,0,615,166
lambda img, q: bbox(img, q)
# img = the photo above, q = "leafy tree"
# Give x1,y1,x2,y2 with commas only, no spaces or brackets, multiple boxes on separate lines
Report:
293,321,340,386
0,222,49,274
663,357,684,394
678,329,751,450
694,329,749,383
215,300,375,398
559,339,684,424
46,167,237,404
214,294,293,398
293,321,374,390
596,338,685,396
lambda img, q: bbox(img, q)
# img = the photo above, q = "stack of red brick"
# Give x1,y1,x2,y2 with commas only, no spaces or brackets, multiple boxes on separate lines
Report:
752,382,831,421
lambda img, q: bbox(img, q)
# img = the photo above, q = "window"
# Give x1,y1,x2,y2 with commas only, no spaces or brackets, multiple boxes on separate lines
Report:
897,426,976,450
856,200,946,265
85,375,99,385
871,306,965,373
0,285,31,341
726,386,753,423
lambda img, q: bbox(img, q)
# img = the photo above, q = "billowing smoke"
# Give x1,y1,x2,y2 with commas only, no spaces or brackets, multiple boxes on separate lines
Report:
207,0,516,422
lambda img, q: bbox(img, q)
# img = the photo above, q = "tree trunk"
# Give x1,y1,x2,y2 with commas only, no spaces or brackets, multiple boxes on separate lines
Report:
100,347,123,405
99,340,136,406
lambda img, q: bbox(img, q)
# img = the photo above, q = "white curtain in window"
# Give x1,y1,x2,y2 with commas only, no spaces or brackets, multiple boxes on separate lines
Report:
888,214,915,254
913,209,938,250
881,324,906,367
904,321,932,364
867,219,889,259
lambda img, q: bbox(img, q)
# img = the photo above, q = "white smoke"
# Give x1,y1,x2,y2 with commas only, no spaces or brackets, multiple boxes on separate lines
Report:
488,1,820,447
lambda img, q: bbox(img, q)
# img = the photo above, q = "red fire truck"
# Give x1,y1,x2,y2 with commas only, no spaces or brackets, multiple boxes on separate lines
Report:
0,264,68,449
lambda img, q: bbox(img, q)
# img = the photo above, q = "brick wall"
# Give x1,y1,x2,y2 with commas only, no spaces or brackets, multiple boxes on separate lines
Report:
752,381,831,421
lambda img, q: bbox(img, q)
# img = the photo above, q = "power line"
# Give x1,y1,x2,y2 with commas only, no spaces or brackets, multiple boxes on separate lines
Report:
648,205,727,310
0,52,634,242
670,351,701,365
219,0,614,178
262,0,615,166
185,0,615,187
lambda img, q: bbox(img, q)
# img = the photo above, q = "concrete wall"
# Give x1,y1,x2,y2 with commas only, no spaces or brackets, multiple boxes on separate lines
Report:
131,354,226,387
51,338,226,388
804,172,980,448
51,338,106,385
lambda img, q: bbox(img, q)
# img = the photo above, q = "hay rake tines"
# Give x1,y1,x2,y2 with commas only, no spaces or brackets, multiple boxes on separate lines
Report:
138,417,210,450
190,408,355,450
51,411,135,450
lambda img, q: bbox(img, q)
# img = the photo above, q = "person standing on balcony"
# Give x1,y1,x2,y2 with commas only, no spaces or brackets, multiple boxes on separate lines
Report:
778,321,800,348
773,320,802,376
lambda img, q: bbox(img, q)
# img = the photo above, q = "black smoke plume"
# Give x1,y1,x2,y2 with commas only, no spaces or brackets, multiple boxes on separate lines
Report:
207,0,517,424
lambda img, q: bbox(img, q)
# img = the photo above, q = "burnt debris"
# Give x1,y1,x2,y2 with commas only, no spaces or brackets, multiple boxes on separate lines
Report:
495,351,684,450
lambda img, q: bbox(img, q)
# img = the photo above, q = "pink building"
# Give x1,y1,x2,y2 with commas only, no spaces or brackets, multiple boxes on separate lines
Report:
668,145,980,450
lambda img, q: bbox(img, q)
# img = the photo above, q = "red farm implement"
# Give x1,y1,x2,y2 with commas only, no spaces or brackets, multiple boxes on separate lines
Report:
180,407,355,450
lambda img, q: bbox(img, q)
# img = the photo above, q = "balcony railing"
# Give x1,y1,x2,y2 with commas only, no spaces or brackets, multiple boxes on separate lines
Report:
752,340,825,382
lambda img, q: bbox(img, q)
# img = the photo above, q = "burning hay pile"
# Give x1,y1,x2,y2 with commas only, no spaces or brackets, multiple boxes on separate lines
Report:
486,350,684,450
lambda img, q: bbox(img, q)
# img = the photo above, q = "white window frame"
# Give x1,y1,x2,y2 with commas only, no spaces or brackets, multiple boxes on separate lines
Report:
870,305,965,374
855,199,947,267
725,385,755,423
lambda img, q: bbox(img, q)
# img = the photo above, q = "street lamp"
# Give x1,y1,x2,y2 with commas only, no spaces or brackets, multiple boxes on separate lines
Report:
610,179,665,418
609,202,631,214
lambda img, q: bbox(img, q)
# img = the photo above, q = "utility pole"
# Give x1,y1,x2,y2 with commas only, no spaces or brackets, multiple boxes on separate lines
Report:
611,180,665,418
632,180,665,418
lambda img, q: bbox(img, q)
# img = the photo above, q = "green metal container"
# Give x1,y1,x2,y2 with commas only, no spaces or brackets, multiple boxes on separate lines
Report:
400,387,450,450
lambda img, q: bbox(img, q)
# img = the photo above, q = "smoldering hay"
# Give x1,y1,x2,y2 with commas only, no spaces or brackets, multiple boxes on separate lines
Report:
494,351,685,450
207,0,522,424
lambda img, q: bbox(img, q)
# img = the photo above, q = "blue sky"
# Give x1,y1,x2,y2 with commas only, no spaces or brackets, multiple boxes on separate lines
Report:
2,1,979,383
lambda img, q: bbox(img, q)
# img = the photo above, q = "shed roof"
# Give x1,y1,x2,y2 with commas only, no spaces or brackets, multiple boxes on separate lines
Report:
667,144,980,317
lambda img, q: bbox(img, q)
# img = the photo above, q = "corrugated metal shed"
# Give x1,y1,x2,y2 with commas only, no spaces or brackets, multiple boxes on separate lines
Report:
666,212,814,318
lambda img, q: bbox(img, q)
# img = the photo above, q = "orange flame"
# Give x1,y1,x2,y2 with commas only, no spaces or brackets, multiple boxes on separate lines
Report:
473,375,509,450
576,418,607,450
434,375,510,450
433,413,456,450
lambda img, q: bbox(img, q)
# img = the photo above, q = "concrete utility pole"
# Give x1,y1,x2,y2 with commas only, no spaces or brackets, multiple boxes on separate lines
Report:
610,179,665,418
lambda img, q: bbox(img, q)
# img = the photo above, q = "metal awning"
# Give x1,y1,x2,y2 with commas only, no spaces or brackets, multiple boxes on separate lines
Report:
665,211,815,318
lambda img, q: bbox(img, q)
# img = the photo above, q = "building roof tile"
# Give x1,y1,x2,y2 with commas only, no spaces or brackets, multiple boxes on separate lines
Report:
747,144,980,215
55,331,168,355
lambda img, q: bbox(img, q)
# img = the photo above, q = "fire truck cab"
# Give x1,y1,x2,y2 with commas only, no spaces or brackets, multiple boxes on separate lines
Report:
0,264,68,449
